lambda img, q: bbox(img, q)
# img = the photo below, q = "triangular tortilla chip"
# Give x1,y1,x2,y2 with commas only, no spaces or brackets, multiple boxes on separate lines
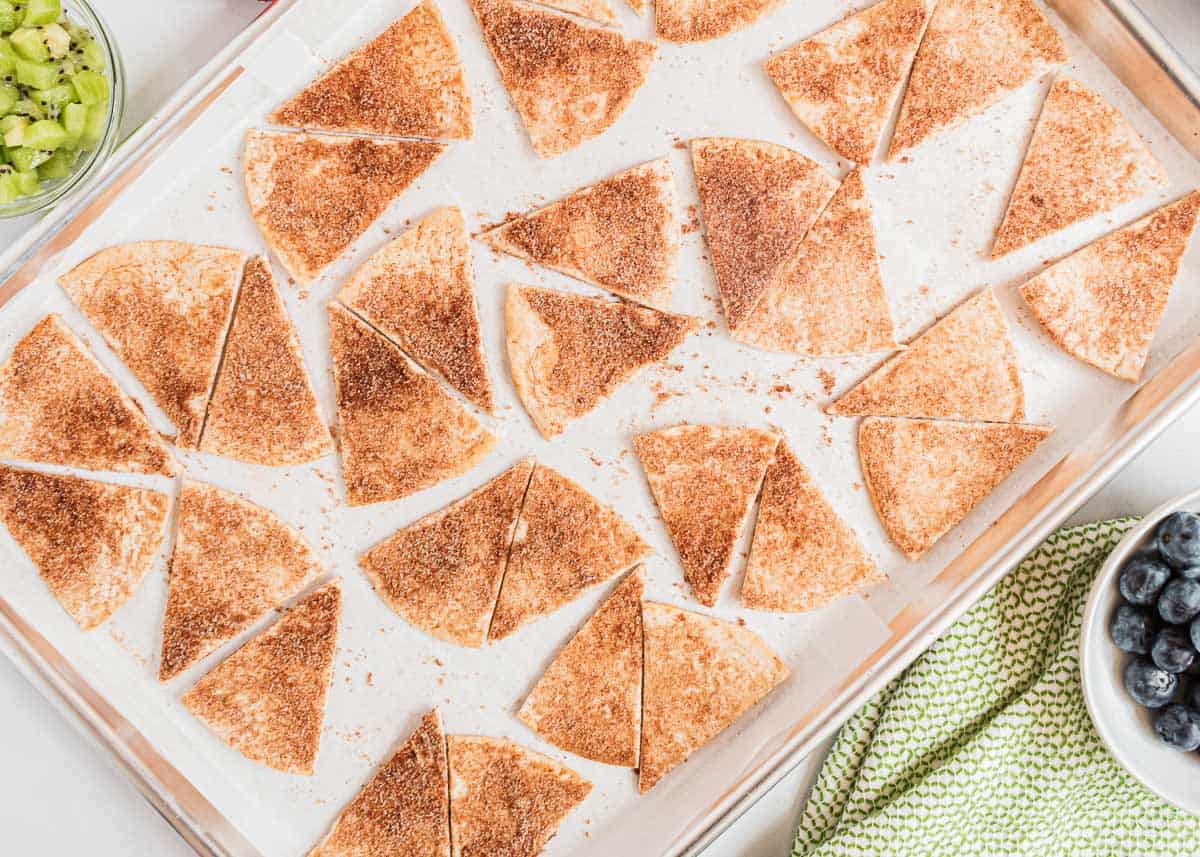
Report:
639,602,788,792
270,0,472,140
482,159,679,309
182,580,341,775
470,0,656,158
329,303,496,506
531,0,618,24
0,466,168,630
827,289,1025,422
518,567,644,766
656,0,781,43
59,241,245,449
765,0,935,163
993,77,1167,258
734,168,897,355
633,424,779,607
1019,191,1200,381
360,459,534,647
0,315,176,476
690,137,838,329
244,129,445,284
159,480,323,681
309,710,450,857
859,416,1052,560
887,0,1068,159
741,445,884,612
200,257,333,465
447,735,591,857
489,464,651,640
338,207,494,412
505,285,699,439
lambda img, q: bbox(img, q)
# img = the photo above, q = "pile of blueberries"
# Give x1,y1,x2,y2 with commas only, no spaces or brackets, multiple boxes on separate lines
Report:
1110,511,1200,751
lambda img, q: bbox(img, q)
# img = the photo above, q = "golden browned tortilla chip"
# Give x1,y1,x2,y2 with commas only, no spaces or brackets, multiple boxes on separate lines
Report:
159,480,322,682
1019,191,1200,381
859,416,1052,560
360,459,534,648
0,465,168,630
690,137,838,329
533,0,618,25
182,580,341,775
329,303,496,506
741,444,884,612
244,129,445,284
765,0,934,163
482,159,680,309
634,424,779,607
992,77,1166,258
200,257,332,465
656,0,781,43
58,241,246,448
489,464,651,641
0,315,176,475
888,0,1067,159
518,567,644,766
271,0,472,140
309,709,450,857
447,735,591,857
469,0,656,158
827,288,1025,422
338,207,494,412
735,168,897,356
639,602,788,793
505,284,699,439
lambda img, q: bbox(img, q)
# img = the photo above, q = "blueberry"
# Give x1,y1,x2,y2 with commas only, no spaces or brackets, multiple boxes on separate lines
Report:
1119,555,1172,605
1189,682,1200,710
1151,627,1197,673
1178,565,1200,582
1193,615,1200,652
1124,658,1178,707
1153,704,1200,751
1157,511,1200,569
1110,604,1158,654
1158,579,1200,624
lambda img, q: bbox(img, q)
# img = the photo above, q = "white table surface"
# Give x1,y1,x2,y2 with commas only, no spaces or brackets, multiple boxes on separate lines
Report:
0,1,1197,855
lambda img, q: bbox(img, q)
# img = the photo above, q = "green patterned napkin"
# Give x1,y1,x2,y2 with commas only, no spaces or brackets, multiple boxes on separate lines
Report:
794,519,1200,857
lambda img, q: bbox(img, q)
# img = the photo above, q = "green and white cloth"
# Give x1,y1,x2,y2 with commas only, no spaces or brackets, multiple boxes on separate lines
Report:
794,519,1200,857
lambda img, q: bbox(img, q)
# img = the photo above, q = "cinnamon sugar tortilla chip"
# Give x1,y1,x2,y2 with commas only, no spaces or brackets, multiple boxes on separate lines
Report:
0,315,177,476
505,285,699,439
765,0,935,163
0,466,168,630
470,0,655,158
360,460,534,648
656,0,782,43
270,0,472,140
182,580,341,775
859,416,1052,560
159,480,322,681
1019,191,1200,381
828,288,1025,422
639,601,788,792
244,129,444,284
482,159,680,309
338,207,494,412
690,138,837,329
633,424,779,607
735,168,897,356
59,241,245,449
993,77,1166,258
887,0,1067,159
518,568,644,766
741,445,884,612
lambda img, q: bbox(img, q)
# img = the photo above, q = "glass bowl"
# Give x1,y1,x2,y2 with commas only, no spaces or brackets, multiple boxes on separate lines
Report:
0,0,125,218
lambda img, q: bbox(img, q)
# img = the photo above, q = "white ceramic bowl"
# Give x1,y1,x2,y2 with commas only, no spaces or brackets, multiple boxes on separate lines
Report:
1080,488,1200,815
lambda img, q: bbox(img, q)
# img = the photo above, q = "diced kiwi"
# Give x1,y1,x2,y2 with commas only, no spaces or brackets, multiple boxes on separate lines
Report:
79,38,103,71
1,113,27,146
0,3,19,34
36,144,74,179
13,168,38,194
0,171,17,204
42,22,68,58
22,0,62,27
7,145,50,171
12,97,42,119
0,81,15,113
32,81,72,111
80,102,104,143
9,27,49,62
60,99,84,141
71,69,106,105
15,57,57,89
22,117,66,149
0,38,16,75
